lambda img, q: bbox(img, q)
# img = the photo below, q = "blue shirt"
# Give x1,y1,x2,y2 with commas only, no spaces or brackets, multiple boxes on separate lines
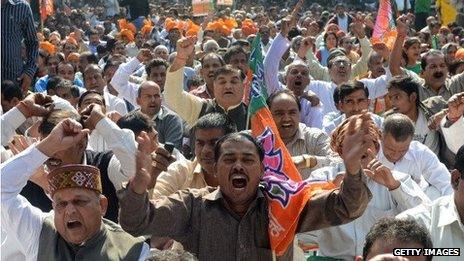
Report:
34,75,84,93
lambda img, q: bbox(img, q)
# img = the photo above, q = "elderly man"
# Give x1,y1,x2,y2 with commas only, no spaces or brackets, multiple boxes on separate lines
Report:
118,114,375,260
1,119,149,260
397,145,464,261
165,37,248,130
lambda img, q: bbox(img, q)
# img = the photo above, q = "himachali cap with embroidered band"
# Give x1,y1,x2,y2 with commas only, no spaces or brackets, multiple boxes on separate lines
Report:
48,164,102,197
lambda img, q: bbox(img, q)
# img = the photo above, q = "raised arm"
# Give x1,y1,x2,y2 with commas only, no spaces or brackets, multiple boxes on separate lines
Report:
263,33,288,94
110,51,150,106
1,119,88,257
165,36,205,126
351,19,372,79
389,16,409,76
1,93,53,146
81,104,138,190
118,148,193,239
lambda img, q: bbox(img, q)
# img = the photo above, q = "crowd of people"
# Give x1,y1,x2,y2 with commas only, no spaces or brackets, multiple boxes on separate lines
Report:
1,0,464,260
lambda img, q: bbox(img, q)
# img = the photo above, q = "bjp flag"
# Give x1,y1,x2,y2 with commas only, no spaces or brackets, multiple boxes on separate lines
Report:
40,0,54,22
247,34,335,256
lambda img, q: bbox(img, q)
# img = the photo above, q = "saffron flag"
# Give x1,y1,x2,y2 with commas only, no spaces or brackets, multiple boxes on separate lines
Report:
192,0,214,17
371,0,397,50
248,35,335,256
40,0,54,22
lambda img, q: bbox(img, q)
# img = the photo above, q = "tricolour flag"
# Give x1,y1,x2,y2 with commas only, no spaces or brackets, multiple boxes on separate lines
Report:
371,0,397,50
247,34,335,256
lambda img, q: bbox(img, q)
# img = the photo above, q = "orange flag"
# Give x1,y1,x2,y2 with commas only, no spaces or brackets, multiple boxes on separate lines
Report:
248,35,335,255
371,0,397,50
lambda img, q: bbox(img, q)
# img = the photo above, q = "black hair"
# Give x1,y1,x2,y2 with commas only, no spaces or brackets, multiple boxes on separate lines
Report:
193,113,237,136
79,52,99,64
1,80,23,101
333,86,341,105
338,81,369,103
103,60,122,73
70,85,81,98
39,109,80,136
449,59,464,75
387,75,421,108
223,45,249,64
57,61,77,73
145,58,169,76
82,64,103,80
117,110,156,137
266,89,302,111
363,218,433,260
382,113,415,142
421,49,445,70
201,52,226,67
214,132,264,162
77,90,106,108
46,76,64,94
45,52,65,65
213,65,246,81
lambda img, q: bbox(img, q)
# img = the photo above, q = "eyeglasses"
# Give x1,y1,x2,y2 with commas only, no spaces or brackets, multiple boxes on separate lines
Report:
332,60,351,67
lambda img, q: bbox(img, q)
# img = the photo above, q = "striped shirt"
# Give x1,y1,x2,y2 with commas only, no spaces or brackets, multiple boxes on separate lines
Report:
1,0,38,82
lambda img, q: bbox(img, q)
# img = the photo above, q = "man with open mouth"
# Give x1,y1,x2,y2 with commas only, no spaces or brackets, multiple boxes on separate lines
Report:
119,114,374,260
1,119,149,260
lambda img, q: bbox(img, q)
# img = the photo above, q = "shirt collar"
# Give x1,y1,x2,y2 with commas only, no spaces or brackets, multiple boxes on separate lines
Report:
154,107,164,120
6,0,20,5
437,196,463,228
286,123,306,145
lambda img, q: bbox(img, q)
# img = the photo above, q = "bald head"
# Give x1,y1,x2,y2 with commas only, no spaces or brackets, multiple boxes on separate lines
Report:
136,81,162,118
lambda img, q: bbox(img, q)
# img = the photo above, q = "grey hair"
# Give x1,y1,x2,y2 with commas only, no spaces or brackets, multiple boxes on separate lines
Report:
154,45,168,53
284,60,309,77
382,113,415,142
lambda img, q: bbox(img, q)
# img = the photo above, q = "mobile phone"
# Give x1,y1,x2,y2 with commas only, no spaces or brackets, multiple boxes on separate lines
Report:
164,142,175,154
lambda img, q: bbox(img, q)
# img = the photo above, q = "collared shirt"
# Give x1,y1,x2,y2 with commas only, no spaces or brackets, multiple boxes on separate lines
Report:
440,116,464,154
263,34,324,128
1,0,38,81
189,84,213,99
151,159,208,198
285,123,335,179
378,141,453,200
397,195,464,261
0,146,150,261
118,170,372,261
315,171,430,260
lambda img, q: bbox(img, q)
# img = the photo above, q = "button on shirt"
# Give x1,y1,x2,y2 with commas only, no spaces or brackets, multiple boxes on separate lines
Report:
378,141,453,200
397,195,464,261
